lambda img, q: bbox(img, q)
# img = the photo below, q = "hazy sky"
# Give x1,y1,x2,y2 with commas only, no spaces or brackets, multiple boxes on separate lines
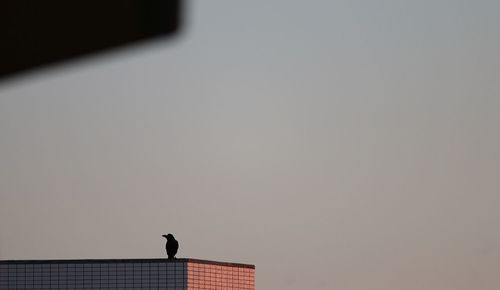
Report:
1,1,499,289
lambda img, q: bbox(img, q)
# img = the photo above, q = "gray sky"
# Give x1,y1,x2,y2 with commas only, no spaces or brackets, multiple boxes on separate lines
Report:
1,0,500,289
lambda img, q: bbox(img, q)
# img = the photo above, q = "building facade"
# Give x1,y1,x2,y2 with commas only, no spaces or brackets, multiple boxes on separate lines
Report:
0,258,255,290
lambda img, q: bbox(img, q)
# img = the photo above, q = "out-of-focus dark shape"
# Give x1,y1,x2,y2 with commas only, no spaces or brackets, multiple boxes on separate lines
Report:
0,0,182,79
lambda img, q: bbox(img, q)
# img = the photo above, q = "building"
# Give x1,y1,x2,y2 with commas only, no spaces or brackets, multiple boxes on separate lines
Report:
0,258,255,290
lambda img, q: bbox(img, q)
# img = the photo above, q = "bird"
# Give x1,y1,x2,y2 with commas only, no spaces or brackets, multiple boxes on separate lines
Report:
162,233,179,259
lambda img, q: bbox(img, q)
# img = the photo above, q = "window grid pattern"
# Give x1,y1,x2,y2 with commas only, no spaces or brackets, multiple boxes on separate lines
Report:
0,262,187,290
187,262,255,290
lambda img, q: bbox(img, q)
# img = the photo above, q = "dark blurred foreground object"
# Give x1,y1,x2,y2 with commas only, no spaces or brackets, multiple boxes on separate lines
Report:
0,0,182,79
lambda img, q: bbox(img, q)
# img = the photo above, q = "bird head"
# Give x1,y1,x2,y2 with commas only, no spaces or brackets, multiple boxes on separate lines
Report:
162,233,174,241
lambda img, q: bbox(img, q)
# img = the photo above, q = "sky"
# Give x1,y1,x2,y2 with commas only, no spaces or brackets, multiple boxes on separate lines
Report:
1,0,500,289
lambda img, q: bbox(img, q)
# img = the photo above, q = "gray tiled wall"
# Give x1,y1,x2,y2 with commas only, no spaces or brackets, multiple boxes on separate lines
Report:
0,261,187,290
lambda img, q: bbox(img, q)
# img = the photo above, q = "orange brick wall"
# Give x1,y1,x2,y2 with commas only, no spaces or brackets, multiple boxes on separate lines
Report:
187,262,255,290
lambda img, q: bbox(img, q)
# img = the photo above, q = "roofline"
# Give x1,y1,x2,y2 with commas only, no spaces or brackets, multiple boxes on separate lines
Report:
0,258,255,269
185,258,254,269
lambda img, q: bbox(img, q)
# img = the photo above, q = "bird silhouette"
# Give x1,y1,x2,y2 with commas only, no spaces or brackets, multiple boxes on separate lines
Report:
162,233,179,259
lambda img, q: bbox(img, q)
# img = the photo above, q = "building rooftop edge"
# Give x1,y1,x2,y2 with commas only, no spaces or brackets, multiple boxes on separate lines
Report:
0,258,255,269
